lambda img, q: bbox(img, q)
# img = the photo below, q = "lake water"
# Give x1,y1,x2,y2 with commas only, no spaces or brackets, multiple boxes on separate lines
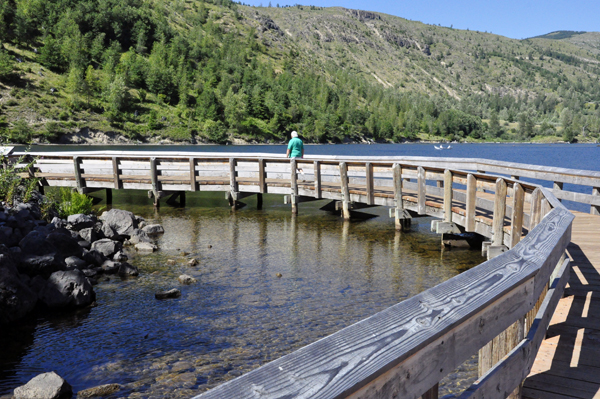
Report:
2,143,598,398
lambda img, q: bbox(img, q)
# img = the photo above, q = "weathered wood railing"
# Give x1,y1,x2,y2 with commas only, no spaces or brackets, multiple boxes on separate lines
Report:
7,151,586,398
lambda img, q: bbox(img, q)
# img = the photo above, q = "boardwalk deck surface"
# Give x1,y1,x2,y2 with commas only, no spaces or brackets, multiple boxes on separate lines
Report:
523,211,600,399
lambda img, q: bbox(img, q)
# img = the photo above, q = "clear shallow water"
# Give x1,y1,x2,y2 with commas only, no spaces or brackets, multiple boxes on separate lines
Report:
1,192,482,398
3,143,599,397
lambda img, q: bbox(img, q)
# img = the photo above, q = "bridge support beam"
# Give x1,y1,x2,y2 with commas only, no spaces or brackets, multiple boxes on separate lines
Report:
339,162,350,220
106,188,112,205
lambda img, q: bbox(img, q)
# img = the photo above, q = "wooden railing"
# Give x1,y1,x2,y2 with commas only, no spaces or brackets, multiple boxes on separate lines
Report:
8,151,586,398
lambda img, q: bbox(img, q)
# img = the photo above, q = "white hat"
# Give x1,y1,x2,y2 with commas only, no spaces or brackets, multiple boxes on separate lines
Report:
291,131,298,138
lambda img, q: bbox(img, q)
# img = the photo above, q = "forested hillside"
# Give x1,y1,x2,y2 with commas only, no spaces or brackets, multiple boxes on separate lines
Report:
0,0,599,144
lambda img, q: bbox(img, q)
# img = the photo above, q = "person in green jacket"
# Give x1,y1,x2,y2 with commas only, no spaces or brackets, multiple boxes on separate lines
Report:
286,131,304,158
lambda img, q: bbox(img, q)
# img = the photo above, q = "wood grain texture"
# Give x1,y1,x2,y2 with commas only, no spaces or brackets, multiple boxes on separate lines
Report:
510,183,525,248
465,174,477,232
418,166,426,215
194,207,573,399
189,158,197,192
340,162,350,220
112,157,121,189
492,178,507,247
229,158,238,193
366,162,374,205
444,170,453,223
314,161,322,199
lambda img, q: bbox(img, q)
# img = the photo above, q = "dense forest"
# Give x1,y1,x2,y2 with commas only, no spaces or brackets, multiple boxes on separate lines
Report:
0,0,600,144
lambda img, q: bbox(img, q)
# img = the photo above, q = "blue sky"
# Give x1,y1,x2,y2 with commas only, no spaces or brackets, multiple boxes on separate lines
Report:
242,0,600,40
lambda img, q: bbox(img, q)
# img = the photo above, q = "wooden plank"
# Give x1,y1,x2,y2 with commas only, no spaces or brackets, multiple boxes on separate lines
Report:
530,188,542,230
290,159,298,196
492,178,507,247
418,166,426,215
195,207,573,399
511,183,525,248
459,258,571,399
366,162,374,206
73,156,84,193
465,173,477,232
112,157,121,189
258,159,266,193
592,187,600,215
229,158,238,193
314,161,322,199
189,158,197,192
340,162,350,219
444,170,453,223
150,157,159,193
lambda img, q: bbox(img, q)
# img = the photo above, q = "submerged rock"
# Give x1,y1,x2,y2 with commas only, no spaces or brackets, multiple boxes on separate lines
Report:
135,242,157,253
118,262,139,277
178,275,197,285
99,209,138,236
76,383,121,398
155,289,181,300
13,371,72,399
142,224,164,236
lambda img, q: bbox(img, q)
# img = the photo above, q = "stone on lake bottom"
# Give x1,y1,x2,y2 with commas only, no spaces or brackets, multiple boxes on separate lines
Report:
135,242,157,253
187,258,198,267
166,259,176,265
76,383,121,398
178,275,197,285
13,371,72,399
155,289,181,300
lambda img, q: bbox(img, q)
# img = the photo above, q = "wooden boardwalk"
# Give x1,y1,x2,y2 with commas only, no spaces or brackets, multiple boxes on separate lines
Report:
523,211,600,399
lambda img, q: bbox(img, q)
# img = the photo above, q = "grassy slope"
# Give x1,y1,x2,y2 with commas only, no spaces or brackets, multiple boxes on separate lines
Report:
1,3,599,144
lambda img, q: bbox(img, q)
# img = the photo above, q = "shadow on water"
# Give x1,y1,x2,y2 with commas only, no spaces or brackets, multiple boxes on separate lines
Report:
1,190,483,398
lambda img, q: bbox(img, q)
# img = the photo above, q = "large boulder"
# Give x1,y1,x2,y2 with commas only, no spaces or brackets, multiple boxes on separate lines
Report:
0,246,38,324
19,231,57,257
78,227,99,244
66,214,95,231
100,223,120,240
99,209,138,236
90,239,122,258
18,254,65,278
81,249,106,267
64,256,87,270
13,371,72,399
118,262,139,277
39,270,95,308
46,231,83,258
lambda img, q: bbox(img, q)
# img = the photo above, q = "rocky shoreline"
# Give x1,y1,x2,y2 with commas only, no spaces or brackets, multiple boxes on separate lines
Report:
0,192,168,398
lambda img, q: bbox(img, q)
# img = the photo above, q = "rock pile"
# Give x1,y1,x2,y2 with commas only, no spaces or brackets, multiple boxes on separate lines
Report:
0,201,164,325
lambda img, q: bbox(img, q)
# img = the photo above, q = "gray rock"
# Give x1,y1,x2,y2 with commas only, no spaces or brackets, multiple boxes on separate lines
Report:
142,224,164,236
135,242,157,253
178,274,197,285
81,250,106,267
99,209,138,236
77,240,91,250
155,289,181,299
82,269,97,278
100,260,120,274
78,228,98,244
118,262,139,277
128,229,151,244
51,217,66,229
90,239,122,258
100,223,119,240
112,251,127,262
13,371,72,399
46,231,83,258
64,256,87,270
39,270,95,308
66,214,94,231
76,383,121,398
18,254,65,278
0,211,6,222
28,275,47,296
0,247,38,324
19,231,57,256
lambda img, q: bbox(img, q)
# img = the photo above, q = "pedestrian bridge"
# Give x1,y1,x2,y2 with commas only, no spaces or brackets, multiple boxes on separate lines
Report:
9,150,600,399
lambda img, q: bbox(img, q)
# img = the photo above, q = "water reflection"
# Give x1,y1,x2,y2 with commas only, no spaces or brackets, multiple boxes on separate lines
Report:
1,191,483,398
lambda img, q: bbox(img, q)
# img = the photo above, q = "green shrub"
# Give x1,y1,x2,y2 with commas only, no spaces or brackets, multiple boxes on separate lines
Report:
54,187,94,218
9,120,33,143
0,155,38,206
58,111,70,121
43,121,63,142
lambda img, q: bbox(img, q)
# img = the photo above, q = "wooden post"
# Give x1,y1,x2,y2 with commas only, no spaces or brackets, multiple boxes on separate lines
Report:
150,157,159,207
106,189,112,205
553,181,563,202
73,156,84,194
256,193,263,210
339,162,350,220
492,178,507,246
465,173,476,232
541,198,551,218
510,183,525,248
393,163,404,230
290,158,298,215
420,384,439,399
229,158,238,193
314,160,321,199
189,158,197,192
112,157,121,189
417,166,426,215
592,187,600,215
530,187,542,230
180,191,186,207
443,170,453,223
365,162,374,205
258,158,266,193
